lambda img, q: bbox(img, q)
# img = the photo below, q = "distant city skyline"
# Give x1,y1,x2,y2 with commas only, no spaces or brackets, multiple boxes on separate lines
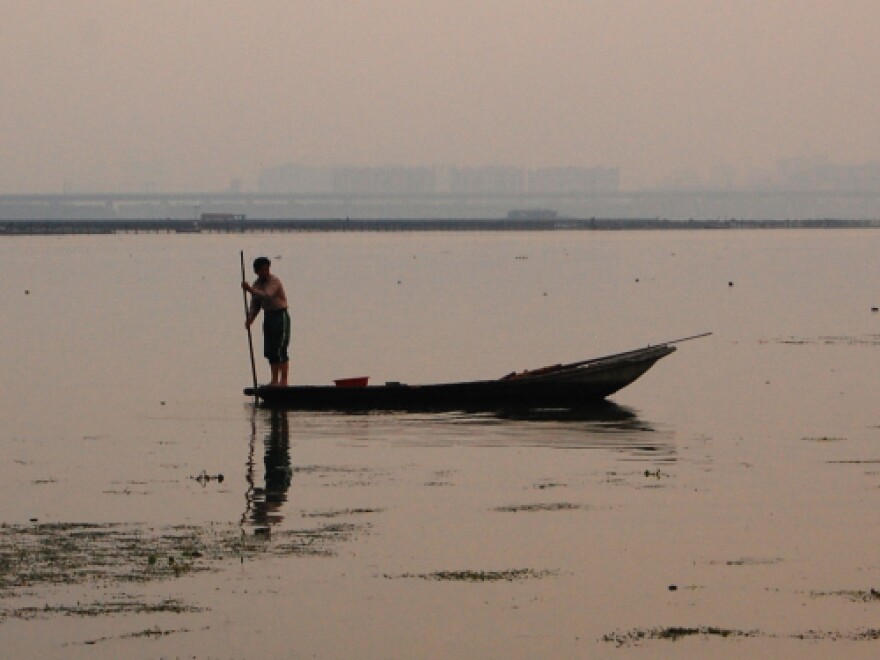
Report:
253,157,880,195
257,163,620,196
50,156,880,195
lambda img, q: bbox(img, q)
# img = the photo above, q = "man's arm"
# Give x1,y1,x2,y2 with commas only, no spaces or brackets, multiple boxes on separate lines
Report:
242,281,262,328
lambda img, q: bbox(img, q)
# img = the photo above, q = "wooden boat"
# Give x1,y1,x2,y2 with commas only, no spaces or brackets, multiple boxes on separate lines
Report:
243,336,704,412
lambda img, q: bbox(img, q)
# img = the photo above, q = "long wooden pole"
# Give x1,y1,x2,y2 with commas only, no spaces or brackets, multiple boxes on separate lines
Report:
549,332,714,372
241,251,259,394
654,331,713,346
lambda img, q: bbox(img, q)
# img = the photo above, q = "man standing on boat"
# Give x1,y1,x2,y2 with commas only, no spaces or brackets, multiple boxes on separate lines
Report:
242,257,290,386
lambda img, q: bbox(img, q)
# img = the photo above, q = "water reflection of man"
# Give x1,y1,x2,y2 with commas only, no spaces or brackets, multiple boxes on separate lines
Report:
250,409,292,528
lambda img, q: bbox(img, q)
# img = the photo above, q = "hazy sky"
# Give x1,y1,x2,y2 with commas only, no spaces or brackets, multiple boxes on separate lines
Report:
3,0,879,192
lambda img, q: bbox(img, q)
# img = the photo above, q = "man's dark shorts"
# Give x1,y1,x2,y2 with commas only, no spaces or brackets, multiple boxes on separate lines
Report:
262,308,290,364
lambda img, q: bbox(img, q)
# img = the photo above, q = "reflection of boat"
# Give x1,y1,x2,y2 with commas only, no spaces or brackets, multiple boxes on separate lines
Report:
488,399,650,428
431,402,674,456
245,343,680,412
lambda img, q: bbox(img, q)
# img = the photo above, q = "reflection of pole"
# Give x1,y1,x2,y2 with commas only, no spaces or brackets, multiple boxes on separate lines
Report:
239,408,257,560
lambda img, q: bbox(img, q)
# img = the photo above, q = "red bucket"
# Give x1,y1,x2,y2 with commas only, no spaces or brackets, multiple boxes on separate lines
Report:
333,376,369,388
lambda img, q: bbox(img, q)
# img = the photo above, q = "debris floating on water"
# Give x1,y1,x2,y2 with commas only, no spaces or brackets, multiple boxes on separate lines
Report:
193,470,224,485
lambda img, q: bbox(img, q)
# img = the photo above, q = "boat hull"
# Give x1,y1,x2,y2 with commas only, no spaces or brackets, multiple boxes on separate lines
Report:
244,345,675,412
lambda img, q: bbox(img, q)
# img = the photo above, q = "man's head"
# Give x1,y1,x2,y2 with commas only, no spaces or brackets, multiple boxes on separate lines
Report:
253,257,271,277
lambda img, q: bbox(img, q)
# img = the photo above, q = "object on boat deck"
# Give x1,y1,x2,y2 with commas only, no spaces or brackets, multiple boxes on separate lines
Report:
334,376,369,388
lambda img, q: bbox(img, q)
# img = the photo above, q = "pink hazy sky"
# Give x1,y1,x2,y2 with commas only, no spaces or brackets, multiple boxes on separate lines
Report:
2,0,879,192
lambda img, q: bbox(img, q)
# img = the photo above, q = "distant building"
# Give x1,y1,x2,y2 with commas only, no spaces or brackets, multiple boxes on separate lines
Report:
775,159,880,192
257,163,619,196
527,166,619,193
442,166,526,194
331,166,435,195
258,164,334,194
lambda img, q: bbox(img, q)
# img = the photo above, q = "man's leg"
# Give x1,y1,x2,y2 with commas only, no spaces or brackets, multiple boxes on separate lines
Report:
279,360,289,386
269,362,281,385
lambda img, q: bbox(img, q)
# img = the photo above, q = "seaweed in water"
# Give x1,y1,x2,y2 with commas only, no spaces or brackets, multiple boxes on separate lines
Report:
603,624,880,646
603,626,760,647
6,599,203,621
385,568,556,582
0,517,371,594
811,588,880,603
302,508,384,519
493,503,584,513
0,522,221,591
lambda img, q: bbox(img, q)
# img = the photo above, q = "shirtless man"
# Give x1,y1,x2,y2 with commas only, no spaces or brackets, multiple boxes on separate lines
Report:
242,257,290,386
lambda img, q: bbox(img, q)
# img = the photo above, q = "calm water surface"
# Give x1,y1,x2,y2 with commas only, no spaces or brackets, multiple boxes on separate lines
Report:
2,230,880,657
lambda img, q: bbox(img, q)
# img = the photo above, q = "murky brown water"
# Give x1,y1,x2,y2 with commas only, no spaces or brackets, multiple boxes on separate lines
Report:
2,229,880,657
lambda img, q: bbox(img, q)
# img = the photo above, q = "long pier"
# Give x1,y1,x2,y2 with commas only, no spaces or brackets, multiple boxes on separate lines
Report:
2,217,878,236
2,189,880,225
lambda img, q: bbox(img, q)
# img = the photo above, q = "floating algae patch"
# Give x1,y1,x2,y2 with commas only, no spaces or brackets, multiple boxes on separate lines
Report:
707,556,784,567
772,334,880,347
603,624,880,647
827,459,880,464
0,522,239,592
75,626,197,647
6,598,203,621
386,568,556,582
424,469,456,486
302,507,384,519
790,628,880,641
102,488,153,496
293,464,387,488
493,502,586,513
811,588,880,603
267,522,367,558
0,517,371,628
802,436,847,443
533,480,566,490
603,626,761,647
